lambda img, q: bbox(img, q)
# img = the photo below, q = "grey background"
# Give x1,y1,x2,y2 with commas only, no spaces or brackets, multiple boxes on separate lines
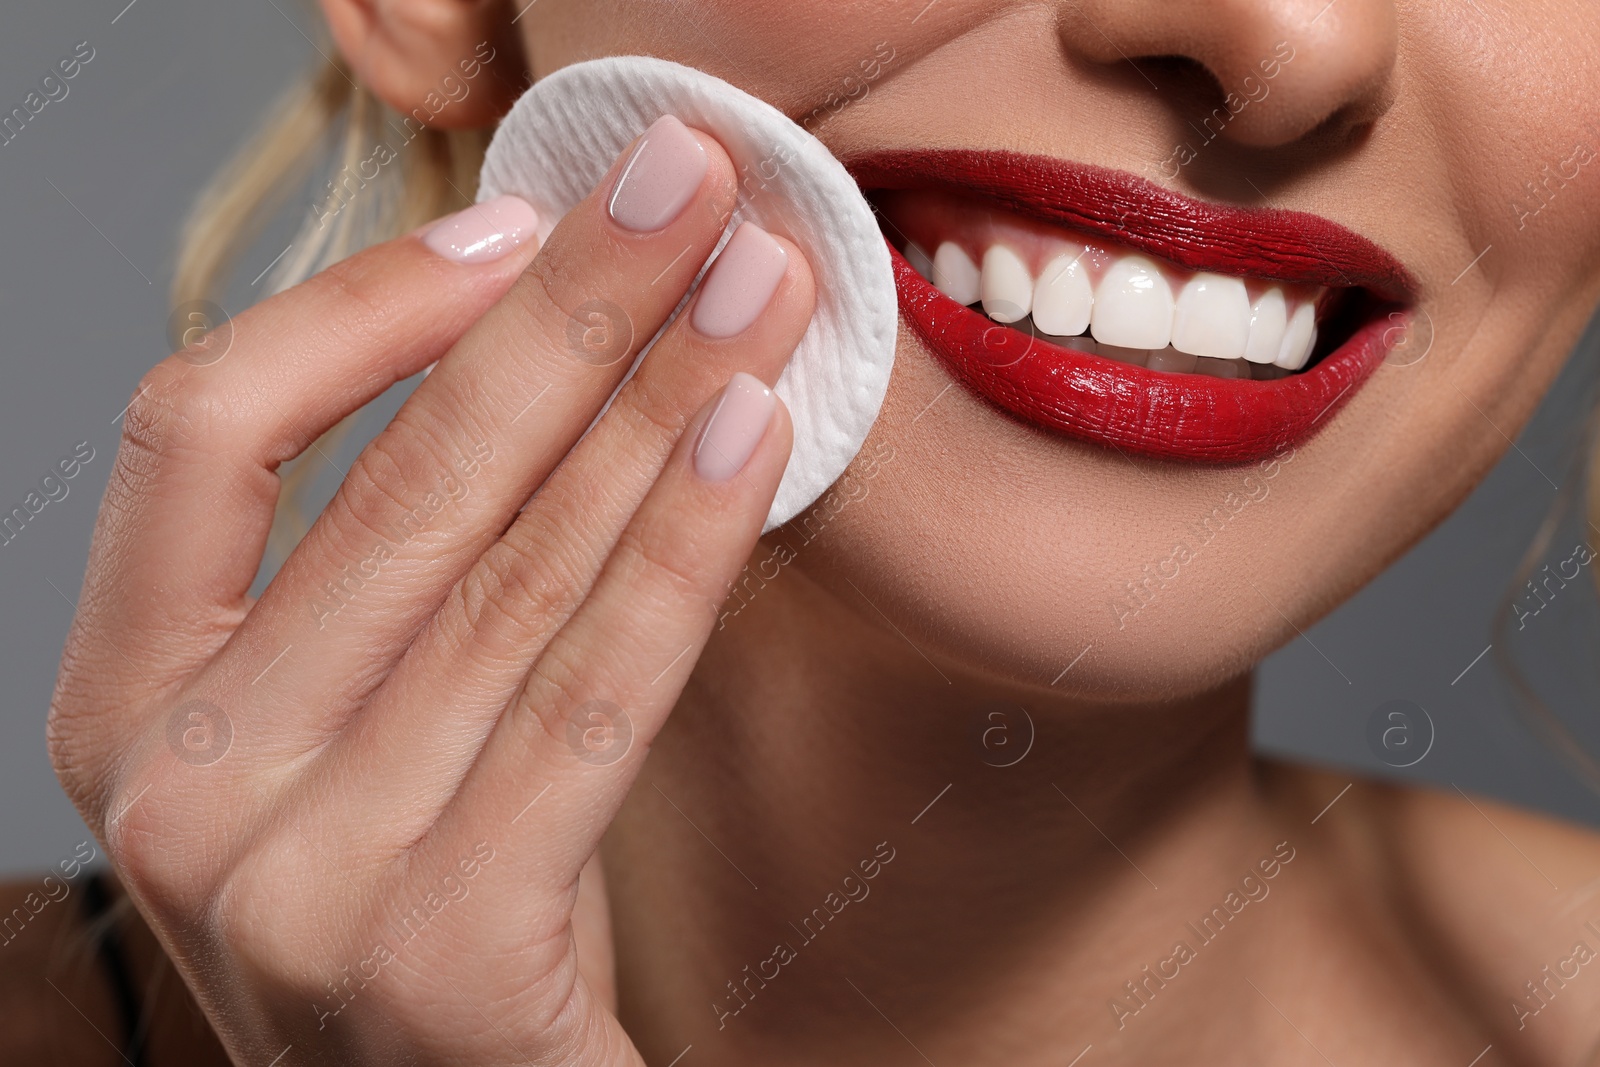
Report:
2,0,1598,879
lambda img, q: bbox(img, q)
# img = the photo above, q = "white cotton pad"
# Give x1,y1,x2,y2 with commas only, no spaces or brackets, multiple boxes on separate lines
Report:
477,56,897,531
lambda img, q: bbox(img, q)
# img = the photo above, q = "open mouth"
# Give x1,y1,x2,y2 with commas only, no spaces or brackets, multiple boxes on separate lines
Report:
849,150,1418,462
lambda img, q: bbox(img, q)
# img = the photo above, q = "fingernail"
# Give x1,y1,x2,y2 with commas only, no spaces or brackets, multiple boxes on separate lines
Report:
695,372,777,482
608,115,709,232
422,195,540,263
691,223,788,338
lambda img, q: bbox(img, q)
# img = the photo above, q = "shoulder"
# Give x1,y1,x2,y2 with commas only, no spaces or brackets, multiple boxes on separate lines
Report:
1266,761,1600,1061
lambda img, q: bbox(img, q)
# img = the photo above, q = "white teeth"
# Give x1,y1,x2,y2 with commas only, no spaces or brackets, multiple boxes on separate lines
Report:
1275,303,1317,370
1091,255,1174,351
932,242,980,306
905,241,936,284
1171,272,1251,361
1032,250,1093,337
980,245,1032,324
1244,288,1288,364
916,233,1327,380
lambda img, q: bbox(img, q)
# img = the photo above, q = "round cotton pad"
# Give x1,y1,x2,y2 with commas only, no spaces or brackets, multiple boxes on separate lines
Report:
477,56,897,531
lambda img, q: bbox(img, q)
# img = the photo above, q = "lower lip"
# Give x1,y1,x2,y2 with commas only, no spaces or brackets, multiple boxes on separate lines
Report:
889,243,1402,462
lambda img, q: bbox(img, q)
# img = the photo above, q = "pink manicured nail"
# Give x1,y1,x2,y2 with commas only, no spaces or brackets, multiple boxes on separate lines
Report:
608,115,709,232
691,223,788,338
694,373,777,482
423,195,540,263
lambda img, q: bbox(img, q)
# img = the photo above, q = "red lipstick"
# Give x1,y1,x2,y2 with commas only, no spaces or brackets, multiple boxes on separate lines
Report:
850,150,1418,463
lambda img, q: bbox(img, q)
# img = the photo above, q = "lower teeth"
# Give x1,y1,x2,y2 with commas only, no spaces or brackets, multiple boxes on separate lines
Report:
994,314,1290,381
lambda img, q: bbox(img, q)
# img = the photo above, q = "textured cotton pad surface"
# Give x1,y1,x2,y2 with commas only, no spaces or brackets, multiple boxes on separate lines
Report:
477,56,897,531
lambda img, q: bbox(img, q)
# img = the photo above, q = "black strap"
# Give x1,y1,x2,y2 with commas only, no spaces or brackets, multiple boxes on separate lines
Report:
81,872,148,1067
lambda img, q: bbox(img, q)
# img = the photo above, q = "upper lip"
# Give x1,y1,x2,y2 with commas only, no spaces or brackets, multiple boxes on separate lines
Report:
846,148,1418,304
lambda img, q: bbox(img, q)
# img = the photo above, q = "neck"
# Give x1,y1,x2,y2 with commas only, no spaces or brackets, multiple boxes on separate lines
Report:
608,562,1298,1063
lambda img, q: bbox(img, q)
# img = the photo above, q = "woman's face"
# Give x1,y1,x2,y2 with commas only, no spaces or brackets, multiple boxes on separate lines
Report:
518,0,1600,700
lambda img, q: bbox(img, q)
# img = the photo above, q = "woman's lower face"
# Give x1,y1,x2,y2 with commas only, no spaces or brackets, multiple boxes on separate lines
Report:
522,0,1600,702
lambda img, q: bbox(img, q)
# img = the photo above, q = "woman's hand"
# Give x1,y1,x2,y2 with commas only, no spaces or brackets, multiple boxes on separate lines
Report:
47,115,813,1066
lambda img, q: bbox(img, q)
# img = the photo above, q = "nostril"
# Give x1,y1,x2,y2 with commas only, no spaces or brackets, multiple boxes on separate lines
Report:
1136,54,1224,99
1151,42,1392,151
1058,0,1400,150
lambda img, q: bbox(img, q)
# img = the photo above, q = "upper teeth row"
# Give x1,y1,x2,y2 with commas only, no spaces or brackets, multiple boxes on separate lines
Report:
909,241,1319,372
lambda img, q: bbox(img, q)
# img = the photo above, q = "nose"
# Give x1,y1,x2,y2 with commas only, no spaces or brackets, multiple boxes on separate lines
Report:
1057,0,1399,147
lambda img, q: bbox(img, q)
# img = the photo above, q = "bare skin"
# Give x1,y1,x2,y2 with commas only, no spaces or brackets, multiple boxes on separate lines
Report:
22,0,1600,1064
612,585,1600,1063
13,754,1600,1063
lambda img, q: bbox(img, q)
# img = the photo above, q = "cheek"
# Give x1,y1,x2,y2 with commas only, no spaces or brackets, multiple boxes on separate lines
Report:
523,0,920,108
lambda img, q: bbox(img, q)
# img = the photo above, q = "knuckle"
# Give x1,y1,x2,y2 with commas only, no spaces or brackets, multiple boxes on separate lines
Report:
44,709,83,802
334,416,463,552
611,373,693,446
209,832,333,983
119,363,234,474
447,539,571,659
445,509,602,659
616,514,715,606
510,252,614,360
103,772,223,918
518,650,592,750
45,678,113,819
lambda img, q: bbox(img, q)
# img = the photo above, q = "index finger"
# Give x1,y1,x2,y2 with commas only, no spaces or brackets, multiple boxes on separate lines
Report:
51,201,542,810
